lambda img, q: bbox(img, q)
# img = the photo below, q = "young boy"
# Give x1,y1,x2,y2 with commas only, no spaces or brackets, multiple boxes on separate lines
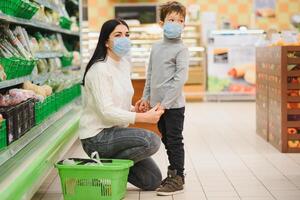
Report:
137,1,189,196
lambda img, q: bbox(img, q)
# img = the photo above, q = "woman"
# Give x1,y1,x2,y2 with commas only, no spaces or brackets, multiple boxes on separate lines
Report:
79,19,164,191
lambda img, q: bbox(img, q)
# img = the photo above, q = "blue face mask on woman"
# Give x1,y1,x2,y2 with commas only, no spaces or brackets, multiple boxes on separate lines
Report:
163,22,183,39
112,37,131,57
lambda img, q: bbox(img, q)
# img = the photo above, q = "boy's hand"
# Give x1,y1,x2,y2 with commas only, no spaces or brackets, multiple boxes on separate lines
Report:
139,100,150,113
134,99,150,113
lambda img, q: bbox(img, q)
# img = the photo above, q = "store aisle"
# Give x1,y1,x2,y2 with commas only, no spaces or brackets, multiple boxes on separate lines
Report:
33,102,300,200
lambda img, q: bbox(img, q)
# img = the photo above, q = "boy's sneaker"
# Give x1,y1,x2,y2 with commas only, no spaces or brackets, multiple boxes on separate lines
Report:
155,176,170,191
156,169,184,196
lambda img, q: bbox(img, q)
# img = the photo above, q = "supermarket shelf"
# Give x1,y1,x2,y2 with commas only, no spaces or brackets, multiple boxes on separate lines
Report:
130,36,200,40
211,29,264,35
34,0,59,12
0,106,80,200
0,98,81,167
205,92,256,101
0,75,32,90
32,73,51,85
0,13,79,36
288,58,300,65
287,109,300,114
287,71,300,76
0,74,52,90
131,39,197,45
287,83,300,89
287,121,300,127
288,134,300,140
132,57,204,63
34,51,64,59
287,148,300,153
287,96,300,102
61,65,81,70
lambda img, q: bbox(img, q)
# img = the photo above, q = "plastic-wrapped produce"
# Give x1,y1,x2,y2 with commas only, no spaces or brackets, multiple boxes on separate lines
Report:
21,27,32,54
29,36,39,53
56,34,68,54
13,26,31,55
0,64,7,81
2,27,32,59
37,59,49,74
9,89,37,101
35,32,51,51
0,95,12,107
23,80,52,98
0,40,19,57
0,42,13,57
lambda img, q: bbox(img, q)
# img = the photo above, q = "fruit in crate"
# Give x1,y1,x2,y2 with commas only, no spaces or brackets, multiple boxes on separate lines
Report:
287,103,300,109
42,85,53,96
288,140,300,148
23,81,53,98
288,128,297,135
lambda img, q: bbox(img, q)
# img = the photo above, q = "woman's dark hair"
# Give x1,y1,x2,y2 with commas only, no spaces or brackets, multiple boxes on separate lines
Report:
82,19,129,86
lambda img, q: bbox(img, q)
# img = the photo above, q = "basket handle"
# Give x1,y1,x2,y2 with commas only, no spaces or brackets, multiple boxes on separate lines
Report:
91,151,103,166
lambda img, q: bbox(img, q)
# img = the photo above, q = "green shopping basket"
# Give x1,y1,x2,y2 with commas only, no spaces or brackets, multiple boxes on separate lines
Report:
55,158,133,200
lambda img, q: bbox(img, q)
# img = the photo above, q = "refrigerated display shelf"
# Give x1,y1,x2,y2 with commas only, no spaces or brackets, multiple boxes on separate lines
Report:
34,51,64,59
0,75,32,90
34,0,60,12
0,99,81,166
0,107,80,200
205,92,256,101
0,12,79,36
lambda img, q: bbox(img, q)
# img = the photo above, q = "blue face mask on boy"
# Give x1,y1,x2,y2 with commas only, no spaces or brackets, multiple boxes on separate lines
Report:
163,22,183,39
112,37,131,57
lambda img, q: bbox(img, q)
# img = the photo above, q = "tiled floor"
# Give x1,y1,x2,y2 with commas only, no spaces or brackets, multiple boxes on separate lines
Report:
32,102,300,200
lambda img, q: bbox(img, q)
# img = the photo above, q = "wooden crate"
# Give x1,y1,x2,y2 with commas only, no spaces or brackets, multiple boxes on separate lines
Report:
256,46,300,152
256,75,268,141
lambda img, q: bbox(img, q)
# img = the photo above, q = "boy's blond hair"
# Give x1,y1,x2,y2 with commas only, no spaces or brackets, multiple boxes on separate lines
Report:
159,1,186,22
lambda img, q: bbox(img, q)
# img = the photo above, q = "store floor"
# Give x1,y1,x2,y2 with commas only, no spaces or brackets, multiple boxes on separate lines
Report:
32,102,300,200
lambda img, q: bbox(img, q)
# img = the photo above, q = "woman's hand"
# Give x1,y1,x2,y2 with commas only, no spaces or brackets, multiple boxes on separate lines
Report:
135,103,164,124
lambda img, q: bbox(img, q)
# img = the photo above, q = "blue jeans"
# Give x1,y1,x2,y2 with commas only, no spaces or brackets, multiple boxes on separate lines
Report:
81,127,162,190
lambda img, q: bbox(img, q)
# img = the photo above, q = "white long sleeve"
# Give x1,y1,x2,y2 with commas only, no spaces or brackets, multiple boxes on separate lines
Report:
79,57,136,139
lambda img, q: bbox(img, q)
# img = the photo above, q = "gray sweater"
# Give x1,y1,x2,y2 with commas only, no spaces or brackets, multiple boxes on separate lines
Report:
142,37,189,109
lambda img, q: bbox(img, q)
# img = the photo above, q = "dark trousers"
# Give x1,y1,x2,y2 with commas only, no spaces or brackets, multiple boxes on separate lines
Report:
158,107,185,177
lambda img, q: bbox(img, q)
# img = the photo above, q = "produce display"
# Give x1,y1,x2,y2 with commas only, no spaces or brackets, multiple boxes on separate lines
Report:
288,128,299,135
256,46,300,152
32,6,60,26
45,71,81,93
37,58,62,73
288,140,300,148
31,32,66,54
228,64,256,85
23,81,52,98
0,26,33,59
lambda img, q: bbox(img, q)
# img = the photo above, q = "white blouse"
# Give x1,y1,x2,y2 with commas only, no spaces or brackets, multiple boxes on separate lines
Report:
79,56,136,139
